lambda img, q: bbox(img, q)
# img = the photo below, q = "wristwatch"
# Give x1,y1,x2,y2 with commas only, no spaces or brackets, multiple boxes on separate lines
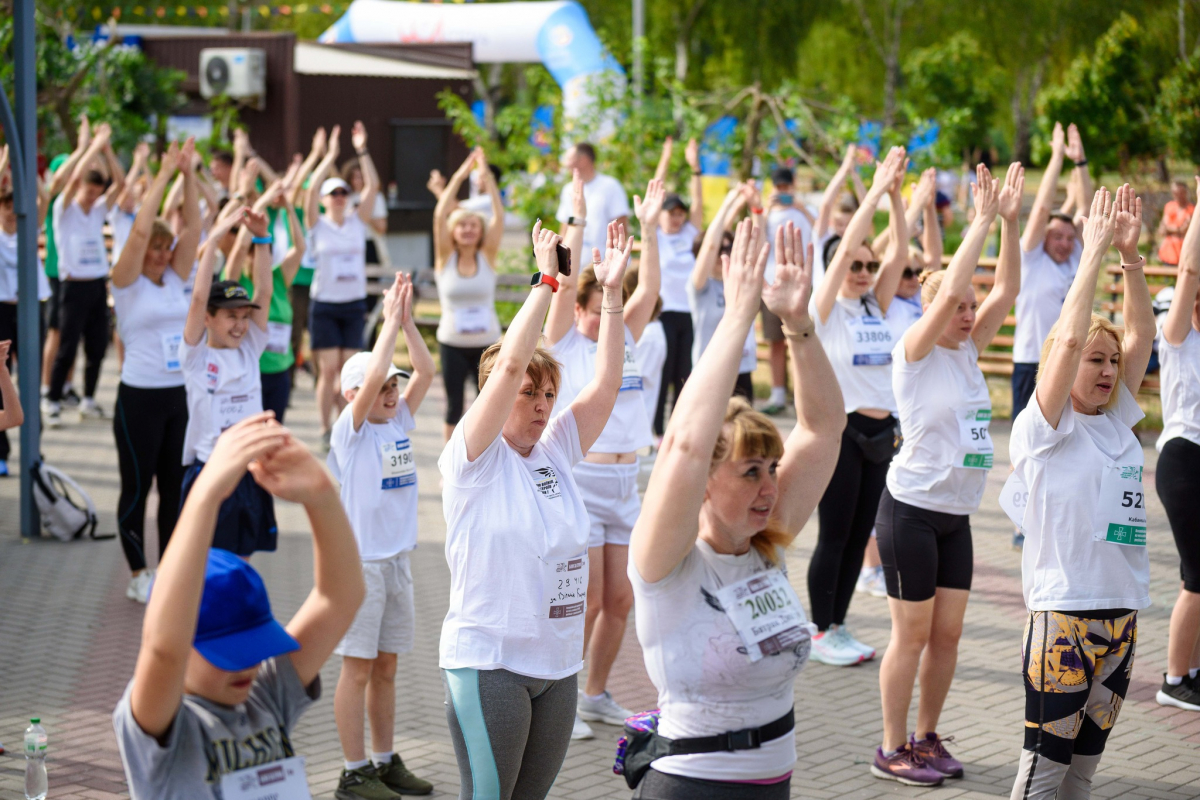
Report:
567,216,586,227
530,272,559,293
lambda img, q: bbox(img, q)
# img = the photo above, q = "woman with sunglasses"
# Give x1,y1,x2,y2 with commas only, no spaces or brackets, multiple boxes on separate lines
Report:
871,164,1021,786
806,146,909,667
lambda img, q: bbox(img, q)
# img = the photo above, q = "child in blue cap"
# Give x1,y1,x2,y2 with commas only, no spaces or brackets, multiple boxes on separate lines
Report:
113,413,366,799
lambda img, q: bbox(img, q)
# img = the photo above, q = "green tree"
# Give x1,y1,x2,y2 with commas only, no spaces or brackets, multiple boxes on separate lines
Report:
903,32,1000,163
1156,50,1200,169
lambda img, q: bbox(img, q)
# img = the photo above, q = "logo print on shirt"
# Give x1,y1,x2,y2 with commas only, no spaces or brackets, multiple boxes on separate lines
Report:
532,466,561,500
206,362,220,392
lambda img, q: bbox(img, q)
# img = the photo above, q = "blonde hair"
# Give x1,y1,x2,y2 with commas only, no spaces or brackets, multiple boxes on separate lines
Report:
918,268,945,307
575,266,631,309
623,265,661,321
478,340,561,396
446,208,488,251
148,219,175,250
709,397,789,565
1038,314,1126,411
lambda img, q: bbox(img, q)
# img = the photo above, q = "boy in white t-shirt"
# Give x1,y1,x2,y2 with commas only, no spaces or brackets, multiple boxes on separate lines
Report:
178,208,276,557
328,273,435,799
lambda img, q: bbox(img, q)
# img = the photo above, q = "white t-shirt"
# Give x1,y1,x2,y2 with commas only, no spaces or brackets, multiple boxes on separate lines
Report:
887,293,923,340
310,215,368,304
686,279,758,374
111,271,190,389
438,409,590,680
56,200,110,279
0,229,51,302
179,324,268,465
551,325,651,453
108,206,136,266
812,292,897,414
887,337,991,514
1012,241,1082,363
656,224,700,314
765,206,813,284
555,173,631,256
350,191,388,222
328,401,418,561
1157,327,1200,451
629,541,805,782
1010,384,1151,612
635,319,667,425
810,231,835,290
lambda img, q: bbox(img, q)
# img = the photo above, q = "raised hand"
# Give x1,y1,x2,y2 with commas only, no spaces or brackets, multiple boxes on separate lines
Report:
196,412,288,501
239,158,260,195
997,162,1025,223
738,180,763,211
248,432,335,503
178,138,196,171
1081,187,1116,253
1065,123,1086,163
1050,121,1065,157
911,167,936,210
531,220,562,278
351,120,368,154
685,137,701,172
634,178,665,228
594,222,633,292
93,123,112,147
77,114,91,150
973,163,999,220
840,144,857,172
381,271,405,322
210,207,245,241
327,125,342,159
869,146,906,199
762,221,814,329
570,168,587,218
1111,183,1143,261
160,141,182,178
312,126,327,155
243,207,269,238
398,272,414,326
722,217,769,322
133,141,151,164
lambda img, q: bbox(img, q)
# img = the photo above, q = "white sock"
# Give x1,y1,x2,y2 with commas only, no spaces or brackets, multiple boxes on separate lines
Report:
345,758,371,771
1167,675,1185,686
1191,668,1199,680
584,691,606,702
769,387,786,406
372,751,394,765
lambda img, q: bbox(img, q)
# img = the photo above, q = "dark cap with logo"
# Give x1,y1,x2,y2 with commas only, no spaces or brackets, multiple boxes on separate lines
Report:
662,192,690,212
208,280,261,310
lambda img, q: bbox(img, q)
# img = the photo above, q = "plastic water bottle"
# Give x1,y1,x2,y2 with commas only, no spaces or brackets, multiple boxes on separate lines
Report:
24,718,47,800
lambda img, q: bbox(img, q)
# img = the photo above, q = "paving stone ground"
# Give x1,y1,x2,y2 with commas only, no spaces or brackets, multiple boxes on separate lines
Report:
1,357,1199,799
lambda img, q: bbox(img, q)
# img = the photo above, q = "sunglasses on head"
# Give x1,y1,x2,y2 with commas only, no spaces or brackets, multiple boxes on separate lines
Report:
850,261,881,275
902,267,916,280
329,189,349,198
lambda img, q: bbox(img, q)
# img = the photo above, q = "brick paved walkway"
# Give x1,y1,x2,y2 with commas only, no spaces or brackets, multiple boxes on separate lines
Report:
1,359,1199,799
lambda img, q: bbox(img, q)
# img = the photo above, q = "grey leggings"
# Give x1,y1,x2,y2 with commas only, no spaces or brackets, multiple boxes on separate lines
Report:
443,667,576,800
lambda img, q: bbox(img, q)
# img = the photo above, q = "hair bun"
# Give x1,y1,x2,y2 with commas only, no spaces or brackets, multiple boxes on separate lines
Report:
917,268,938,285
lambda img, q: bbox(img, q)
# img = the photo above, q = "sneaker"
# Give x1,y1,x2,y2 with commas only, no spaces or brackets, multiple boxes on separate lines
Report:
63,388,81,408
1012,531,1025,550
43,400,62,429
810,627,865,666
871,743,944,787
335,763,402,800
80,397,105,418
911,732,963,778
760,403,785,416
0,460,8,477
321,430,332,453
836,624,876,661
577,690,633,726
126,572,153,604
571,714,594,740
375,754,432,796
1156,674,1200,711
856,566,887,598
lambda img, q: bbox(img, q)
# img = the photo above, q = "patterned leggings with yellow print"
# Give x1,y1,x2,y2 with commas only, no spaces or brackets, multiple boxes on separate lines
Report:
1009,610,1136,800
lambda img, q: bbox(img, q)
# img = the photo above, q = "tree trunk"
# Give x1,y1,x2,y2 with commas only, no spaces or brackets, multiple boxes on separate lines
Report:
1011,57,1045,164
881,1,904,128
740,88,765,181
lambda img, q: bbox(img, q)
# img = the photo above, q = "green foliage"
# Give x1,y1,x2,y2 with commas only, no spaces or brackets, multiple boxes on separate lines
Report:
1156,52,1200,169
903,32,1000,162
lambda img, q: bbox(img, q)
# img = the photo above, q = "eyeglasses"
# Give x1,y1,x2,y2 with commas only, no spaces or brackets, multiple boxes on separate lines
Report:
328,189,349,198
902,267,916,280
850,261,881,274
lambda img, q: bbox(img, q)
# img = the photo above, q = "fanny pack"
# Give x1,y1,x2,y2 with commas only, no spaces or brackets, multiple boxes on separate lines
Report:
846,421,901,464
613,707,795,789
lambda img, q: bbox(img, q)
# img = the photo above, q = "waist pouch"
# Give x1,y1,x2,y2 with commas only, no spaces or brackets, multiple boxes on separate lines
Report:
846,421,901,464
613,707,795,789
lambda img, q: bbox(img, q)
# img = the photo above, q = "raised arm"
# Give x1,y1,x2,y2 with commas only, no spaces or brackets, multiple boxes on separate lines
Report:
632,219,768,582
1023,121,1066,252
972,163,1024,351
399,275,435,414
462,222,560,461
433,148,478,268
226,180,283,283
112,141,181,289
304,125,340,226
116,143,149,214
230,128,249,196
691,188,745,291
874,166,933,253
1065,123,1092,234
815,145,858,241
279,202,307,287
920,184,943,268
1163,176,1200,348
625,179,664,340
1111,184,1153,392
351,274,405,431
62,123,110,209
1035,188,1115,429
544,171,585,347
184,210,243,346
874,161,910,314
46,116,89,198
685,138,704,231
653,136,673,184
100,133,126,210
172,140,202,282
244,208,273,332
293,127,326,208
350,122,380,227
0,341,23,431
478,149,505,262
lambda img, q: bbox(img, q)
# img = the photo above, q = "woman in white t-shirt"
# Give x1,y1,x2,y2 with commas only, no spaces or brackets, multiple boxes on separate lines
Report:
543,177,662,740
870,165,1021,786
433,146,504,443
1155,177,1200,713
628,265,666,428
1005,185,1154,800
806,146,909,666
438,221,631,800
109,140,202,604
303,122,380,445
627,220,844,799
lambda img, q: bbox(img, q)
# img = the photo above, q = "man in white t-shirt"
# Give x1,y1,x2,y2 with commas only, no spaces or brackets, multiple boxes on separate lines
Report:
762,167,815,413
555,143,630,256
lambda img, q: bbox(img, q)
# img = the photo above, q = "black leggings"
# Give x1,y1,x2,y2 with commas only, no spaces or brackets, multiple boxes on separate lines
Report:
49,278,108,401
634,771,790,800
113,383,188,573
733,371,753,402
808,412,895,630
1157,437,1200,592
439,341,484,426
654,311,693,436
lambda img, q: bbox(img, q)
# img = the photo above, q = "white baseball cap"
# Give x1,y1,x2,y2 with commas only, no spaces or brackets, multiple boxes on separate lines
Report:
340,351,410,393
320,177,351,197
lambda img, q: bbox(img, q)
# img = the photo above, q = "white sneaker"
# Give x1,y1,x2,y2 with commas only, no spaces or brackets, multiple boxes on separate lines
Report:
810,626,865,666
835,624,876,661
42,400,62,428
856,566,888,598
577,690,633,726
571,714,594,740
126,572,153,604
80,397,105,418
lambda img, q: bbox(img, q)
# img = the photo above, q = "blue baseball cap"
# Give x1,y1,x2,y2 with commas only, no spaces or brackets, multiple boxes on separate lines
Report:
182,549,299,672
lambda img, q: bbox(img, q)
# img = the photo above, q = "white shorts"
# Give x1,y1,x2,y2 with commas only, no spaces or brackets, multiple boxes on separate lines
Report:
573,460,641,548
334,551,415,659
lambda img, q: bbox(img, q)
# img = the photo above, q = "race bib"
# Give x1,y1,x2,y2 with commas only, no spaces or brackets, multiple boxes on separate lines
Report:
161,333,182,372
220,756,311,800
847,316,893,366
956,408,994,469
454,305,490,336
620,345,642,392
73,233,104,272
999,471,1028,531
714,569,816,663
1094,463,1147,546
333,252,360,282
266,322,292,355
540,553,588,619
380,438,416,490
214,389,262,435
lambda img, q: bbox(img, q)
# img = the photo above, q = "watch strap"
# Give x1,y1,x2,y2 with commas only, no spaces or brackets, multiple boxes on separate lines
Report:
531,272,559,292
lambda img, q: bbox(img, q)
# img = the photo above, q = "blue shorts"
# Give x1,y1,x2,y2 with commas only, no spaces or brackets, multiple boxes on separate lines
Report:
260,369,291,424
309,299,366,351
181,461,278,556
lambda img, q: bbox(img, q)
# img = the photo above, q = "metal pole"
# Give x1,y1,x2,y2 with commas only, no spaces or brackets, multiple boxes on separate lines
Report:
632,0,645,98
13,0,41,537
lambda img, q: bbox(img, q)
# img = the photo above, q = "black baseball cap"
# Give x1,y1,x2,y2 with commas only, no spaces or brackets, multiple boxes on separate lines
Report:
208,280,260,310
771,166,795,186
663,192,690,212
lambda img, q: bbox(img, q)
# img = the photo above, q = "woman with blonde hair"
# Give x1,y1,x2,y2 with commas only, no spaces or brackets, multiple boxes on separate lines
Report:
626,220,845,799
434,147,505,442
1006,186,1153,800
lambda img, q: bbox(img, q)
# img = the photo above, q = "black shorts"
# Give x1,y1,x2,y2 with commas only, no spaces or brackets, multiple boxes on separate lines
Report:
181,460,277,556
309,298,366,351
45,276,62,331
875,486,973,601
1157,437,1200,592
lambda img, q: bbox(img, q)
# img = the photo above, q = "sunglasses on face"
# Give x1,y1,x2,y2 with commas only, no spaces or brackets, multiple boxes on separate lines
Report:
329,189,349,198
850,261,881,275
902,267,916,280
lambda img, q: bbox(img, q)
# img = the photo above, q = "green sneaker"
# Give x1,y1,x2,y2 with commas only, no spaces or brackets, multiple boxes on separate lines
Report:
761,403,785,416
335,763,402,800
376,753,433,795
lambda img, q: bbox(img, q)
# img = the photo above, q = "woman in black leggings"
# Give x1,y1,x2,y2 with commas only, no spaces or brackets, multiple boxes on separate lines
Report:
108,140,201,603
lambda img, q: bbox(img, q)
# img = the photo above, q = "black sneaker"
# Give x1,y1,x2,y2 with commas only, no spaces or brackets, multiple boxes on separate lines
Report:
335,763,401,800
376,754,433,795
1156,674,1200,711
63,388,81,408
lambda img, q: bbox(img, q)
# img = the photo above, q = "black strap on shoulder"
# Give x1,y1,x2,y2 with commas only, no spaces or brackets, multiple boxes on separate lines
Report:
665,708,795,755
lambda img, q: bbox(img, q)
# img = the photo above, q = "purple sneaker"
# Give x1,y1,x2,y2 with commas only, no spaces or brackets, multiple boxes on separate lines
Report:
870,743,945,787
911,732,963,778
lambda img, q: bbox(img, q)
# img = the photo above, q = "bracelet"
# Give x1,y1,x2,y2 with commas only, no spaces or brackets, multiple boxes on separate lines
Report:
567,216,587,227
251,235,273,245
1120,255,1144,272
1074,158,1088,167
782,319,816,339
691,170,702,177
750,206,764,215
603,305,624,314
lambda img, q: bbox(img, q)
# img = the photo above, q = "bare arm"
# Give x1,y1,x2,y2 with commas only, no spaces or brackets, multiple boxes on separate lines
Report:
351,274,406,431
172,142,203,282
46,116,89,198
1111,184,1153,392
434,148,477,269
817,148,858,242
478,149,505,262
185,211,243,346
972,163,1024,351
920,192,943,268
63,123,110,210
0,342,22,431
691,188,744,291
1066,124,1092,234
653,136,673,184
244,209,273,332
304,125,340,229
544,171,585,347
350,122,380,227
874,166,909,314
278,203,306,287
1163,177,1200,347
116,143,148,213
685,138,704,231
1023,121,1066,252
400,278,436,414
112,141,181,289
625,180,664,341
100,137,126,210
293,128,326,208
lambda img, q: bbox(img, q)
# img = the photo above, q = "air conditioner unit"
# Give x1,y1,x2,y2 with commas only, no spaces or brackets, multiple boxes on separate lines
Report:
200,48,266,108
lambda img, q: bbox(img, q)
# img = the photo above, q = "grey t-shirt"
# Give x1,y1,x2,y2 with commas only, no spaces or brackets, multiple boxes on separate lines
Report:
687,278,758,374
113,656,320,799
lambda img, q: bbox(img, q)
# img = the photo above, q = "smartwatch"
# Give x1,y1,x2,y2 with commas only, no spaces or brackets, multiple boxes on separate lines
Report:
567,216,586,227
530,272,559,293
